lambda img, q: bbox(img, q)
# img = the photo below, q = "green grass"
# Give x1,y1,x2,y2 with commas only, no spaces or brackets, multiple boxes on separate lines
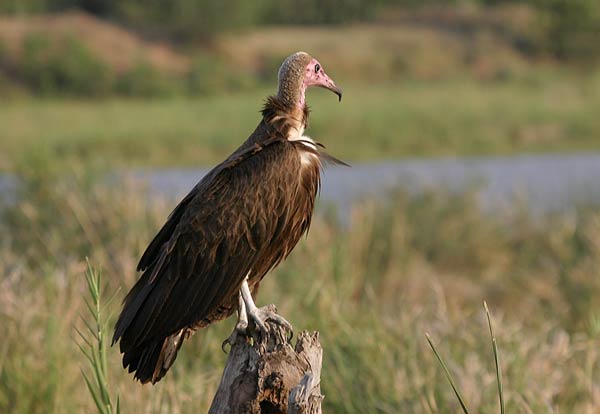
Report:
2,70,600,172
77,261,120,414
1,170,599,413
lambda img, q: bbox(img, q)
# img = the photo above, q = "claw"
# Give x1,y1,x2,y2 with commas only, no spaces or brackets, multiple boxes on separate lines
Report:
221,319,249,353
222,292,249,353
238,277,294,342
247,304,293,338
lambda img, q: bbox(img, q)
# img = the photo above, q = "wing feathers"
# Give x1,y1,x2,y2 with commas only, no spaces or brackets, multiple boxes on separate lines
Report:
137,190,196,272
114,122,326,382
114,139,302,352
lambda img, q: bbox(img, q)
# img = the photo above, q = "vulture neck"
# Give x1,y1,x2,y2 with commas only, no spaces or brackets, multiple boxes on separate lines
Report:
262,95,309,140
276,72,307,111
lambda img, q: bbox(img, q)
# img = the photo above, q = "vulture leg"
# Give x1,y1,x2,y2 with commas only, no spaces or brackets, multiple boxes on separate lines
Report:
240,278,293,336
221,292,249,352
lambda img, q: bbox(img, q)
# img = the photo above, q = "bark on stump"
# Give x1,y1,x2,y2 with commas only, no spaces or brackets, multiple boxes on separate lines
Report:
209,308,323,414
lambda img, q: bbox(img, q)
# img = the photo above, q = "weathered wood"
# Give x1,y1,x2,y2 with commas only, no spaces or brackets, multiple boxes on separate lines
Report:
287,333,323,414
209,307,323,414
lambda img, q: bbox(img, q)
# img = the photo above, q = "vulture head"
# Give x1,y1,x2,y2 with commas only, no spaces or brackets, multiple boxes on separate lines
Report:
277,51,342,109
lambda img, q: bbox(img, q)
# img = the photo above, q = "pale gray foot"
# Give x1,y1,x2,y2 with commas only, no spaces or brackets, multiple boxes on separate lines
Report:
221,292,249,353
240,278,293,338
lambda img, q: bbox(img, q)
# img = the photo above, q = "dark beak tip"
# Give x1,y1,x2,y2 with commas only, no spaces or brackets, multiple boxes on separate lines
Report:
323,80,342,102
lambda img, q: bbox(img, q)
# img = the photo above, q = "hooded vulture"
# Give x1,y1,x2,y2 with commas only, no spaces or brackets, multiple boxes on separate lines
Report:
112,51,344,384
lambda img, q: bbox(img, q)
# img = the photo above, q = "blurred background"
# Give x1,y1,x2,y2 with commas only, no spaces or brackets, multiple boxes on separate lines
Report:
1,1,600,413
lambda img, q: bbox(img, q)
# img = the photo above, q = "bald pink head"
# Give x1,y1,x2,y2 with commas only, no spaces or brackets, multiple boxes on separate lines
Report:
277,52,342,109
302,58,342,106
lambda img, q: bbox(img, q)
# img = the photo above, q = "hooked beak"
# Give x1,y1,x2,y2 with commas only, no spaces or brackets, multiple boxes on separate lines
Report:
320,72,343,102
328,83,343,102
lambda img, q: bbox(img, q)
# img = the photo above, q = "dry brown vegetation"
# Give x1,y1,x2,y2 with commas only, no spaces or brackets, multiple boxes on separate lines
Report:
0,11,188,74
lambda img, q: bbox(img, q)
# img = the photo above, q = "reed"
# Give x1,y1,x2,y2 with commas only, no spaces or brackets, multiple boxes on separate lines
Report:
426,302,506,414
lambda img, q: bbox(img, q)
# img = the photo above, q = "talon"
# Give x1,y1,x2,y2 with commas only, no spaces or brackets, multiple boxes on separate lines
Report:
221,338,230,354
250,310,268,334
239,278,293,340
222,292,249,353
247,305,293,338
221,320,249,353
221,331,237,354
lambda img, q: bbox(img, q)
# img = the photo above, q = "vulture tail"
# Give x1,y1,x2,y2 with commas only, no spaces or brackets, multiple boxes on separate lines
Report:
121,329,189,384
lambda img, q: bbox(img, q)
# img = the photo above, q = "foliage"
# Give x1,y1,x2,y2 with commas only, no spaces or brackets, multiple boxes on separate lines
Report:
532,0,600,61
18,33,113,96
3,0,598,60
116,61,175,98
262,0,378,24
187,55,256,95
0,0,381,35
111,0,269,42
6,34,180,97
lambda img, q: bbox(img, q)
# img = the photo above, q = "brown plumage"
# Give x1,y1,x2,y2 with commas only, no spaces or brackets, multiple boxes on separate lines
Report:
112,52,344,384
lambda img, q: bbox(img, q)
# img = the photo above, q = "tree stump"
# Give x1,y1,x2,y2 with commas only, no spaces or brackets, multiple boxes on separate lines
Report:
209,306,323,414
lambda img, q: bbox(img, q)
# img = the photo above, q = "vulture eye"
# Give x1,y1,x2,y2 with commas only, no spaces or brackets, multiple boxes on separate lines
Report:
314,64,320,73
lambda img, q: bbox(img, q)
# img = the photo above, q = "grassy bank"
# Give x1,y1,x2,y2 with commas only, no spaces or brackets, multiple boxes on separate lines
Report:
2,71,600,172
0,171,599,413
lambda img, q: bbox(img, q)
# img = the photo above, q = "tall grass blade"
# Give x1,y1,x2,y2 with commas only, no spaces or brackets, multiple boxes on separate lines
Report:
75,326,94,349
484,301,505,414
82,370,106,414
77,260,120,414
425,333,471,414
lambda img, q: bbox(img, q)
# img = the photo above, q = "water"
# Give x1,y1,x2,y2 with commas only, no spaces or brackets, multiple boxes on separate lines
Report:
132,152,600,217
0,174,17,205
3,153,600,217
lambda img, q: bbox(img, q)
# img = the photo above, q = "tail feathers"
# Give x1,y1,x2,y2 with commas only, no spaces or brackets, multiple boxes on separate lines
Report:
121,329,190,384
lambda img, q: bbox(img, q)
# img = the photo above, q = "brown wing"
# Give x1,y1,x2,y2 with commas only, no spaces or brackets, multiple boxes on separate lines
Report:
112,137,302,371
